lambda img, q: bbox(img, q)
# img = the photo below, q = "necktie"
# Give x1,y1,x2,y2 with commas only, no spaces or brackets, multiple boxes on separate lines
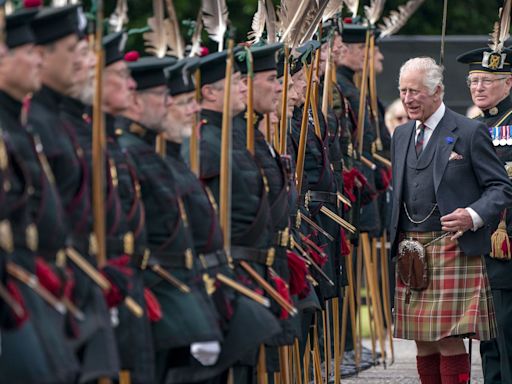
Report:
416,124,426,157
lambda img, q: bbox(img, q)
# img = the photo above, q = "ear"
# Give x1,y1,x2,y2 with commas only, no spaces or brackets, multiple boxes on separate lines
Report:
505,75,512,88
201,84,217,102
433,84,442,100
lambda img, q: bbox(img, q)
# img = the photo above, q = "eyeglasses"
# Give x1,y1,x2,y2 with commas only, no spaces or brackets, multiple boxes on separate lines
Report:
466,76,508,88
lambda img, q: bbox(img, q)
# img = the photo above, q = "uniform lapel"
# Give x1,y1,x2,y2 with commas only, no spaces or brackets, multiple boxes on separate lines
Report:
433,108,459,192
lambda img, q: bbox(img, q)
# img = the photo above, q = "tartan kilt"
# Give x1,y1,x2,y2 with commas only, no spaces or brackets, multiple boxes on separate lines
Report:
393,231,497,342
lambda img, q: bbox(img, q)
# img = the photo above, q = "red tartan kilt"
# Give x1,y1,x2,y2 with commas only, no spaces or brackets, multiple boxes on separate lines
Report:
394,231,497,342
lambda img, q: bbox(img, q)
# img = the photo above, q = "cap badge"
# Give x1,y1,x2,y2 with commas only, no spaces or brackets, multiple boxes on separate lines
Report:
483,51,505,70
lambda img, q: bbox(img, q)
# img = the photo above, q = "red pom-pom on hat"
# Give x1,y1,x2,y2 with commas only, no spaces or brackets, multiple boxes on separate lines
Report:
124,51,140,62
23,0,43,8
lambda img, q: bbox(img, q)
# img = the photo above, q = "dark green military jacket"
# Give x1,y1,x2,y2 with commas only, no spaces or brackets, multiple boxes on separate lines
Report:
235,114,302,355
199,109,274,250
117,120,222,354
289,104,342,300
0,90,80,384
60,99,154,384
336,65,380,235
29,87,122,383
158,140,281,383
477,95,512,290
29,86,91,244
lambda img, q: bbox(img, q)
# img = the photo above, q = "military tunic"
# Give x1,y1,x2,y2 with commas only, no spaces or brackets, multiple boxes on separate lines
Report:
336,65,380,235
158,140,281,383
60,100,154,384
0,90,80,383
477,95,512,384
117,119,223,383
290,105,341,301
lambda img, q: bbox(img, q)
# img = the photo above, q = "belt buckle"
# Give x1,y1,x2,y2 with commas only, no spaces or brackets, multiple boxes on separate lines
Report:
266,247,275,267
185,248,194,270
279,227,290,247
198,254,208,269
123,231,134,255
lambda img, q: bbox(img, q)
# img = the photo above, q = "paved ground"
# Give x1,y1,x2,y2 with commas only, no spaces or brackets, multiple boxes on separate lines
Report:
341,339,484,383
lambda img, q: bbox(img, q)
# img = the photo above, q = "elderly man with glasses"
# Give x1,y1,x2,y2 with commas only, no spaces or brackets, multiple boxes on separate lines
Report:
458,47,512,384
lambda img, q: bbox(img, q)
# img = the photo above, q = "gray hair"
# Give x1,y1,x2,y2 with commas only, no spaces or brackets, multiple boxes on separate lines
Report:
399,57,445,98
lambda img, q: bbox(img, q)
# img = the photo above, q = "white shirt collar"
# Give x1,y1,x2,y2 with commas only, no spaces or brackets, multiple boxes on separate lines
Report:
415,102,446,130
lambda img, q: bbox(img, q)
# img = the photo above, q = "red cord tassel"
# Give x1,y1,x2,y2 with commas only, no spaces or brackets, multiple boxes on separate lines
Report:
35,256,62,296
286,250,309,297
144,288,162,322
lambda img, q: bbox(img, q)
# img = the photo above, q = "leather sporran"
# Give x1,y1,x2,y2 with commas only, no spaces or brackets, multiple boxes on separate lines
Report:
397,238,428,303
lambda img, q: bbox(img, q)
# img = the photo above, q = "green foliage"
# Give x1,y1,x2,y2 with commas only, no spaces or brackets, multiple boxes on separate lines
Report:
85,0,504,53
380,0,501,35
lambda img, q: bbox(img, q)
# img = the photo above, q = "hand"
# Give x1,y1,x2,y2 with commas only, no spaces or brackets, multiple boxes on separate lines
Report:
441,208,473,240
190,341,221,366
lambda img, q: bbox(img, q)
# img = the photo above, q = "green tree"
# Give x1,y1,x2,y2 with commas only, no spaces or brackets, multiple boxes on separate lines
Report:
101,0,504,53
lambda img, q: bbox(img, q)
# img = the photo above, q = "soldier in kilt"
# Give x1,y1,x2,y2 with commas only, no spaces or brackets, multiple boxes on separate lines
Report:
457,47,512,384
390,57,512,383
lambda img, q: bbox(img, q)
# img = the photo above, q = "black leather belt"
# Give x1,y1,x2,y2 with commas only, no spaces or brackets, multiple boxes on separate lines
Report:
71,233,96,255
106,232,135,256
231,246,275,267
149,248,194,270
198,249,228,269
307,190,338,205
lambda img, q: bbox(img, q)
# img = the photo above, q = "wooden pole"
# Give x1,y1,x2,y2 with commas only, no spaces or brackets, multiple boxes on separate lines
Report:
189,69,201,176
362,233,386,365
257,344,268,384
332,297,341,384
220,38,234,250
279,346,291,384
321,42,332,119
293,339,303,384
346,245,359,367
322,305,330,384
279,45,290,155
92,0,106,269
246,48,255,154
356,243,363,368
381,232,395,364
368,34,382,151
357,29,371,155
295,63,314,193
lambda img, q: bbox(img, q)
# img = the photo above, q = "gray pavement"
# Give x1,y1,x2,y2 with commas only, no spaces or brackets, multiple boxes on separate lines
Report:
341,339,484,383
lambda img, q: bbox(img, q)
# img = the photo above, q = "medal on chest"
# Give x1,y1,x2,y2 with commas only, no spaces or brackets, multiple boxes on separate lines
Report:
490,125,512,146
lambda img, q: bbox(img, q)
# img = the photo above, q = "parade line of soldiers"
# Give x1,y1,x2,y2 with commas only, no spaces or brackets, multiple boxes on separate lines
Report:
2,0,511,383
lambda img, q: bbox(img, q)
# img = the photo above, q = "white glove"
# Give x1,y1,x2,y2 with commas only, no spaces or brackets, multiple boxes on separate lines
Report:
190,341,221,366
